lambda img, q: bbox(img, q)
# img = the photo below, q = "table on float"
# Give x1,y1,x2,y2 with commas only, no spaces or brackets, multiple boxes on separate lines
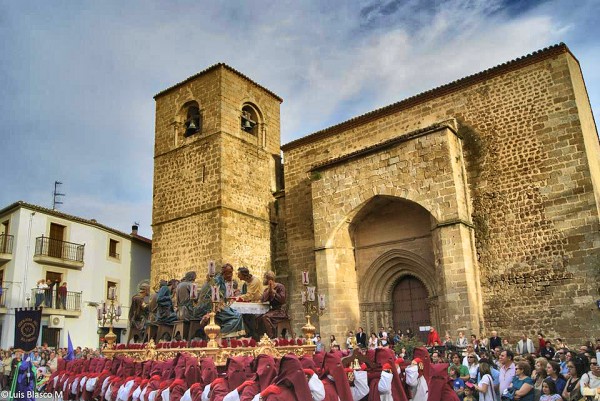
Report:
230,301,270,314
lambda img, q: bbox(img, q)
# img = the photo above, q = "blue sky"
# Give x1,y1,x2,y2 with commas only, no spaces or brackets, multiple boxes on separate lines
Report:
1,0,598,238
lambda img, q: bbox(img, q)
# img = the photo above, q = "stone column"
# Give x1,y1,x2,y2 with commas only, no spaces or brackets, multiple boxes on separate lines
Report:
432,221,483,335
314,247,360,341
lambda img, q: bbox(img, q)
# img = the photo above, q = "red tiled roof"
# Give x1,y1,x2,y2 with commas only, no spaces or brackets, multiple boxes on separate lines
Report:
154,63,283,102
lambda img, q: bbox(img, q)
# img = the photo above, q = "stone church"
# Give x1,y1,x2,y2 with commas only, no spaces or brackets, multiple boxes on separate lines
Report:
150,43,600,344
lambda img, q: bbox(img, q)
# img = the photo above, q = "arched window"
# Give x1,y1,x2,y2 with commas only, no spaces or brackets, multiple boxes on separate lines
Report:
183,102,201,137
241,104,260,136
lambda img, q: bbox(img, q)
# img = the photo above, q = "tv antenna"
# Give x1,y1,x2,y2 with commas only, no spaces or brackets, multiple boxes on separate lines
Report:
52,181,65,210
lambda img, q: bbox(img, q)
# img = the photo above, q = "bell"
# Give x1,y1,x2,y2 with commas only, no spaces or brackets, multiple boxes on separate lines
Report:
243,120,253,130
187,120,197,130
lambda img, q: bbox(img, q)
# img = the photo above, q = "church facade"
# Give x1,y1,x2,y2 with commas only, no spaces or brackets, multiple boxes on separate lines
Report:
151,43,600,344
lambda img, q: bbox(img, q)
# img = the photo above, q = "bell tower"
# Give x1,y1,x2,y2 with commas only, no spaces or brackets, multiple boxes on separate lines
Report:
151,64,282,284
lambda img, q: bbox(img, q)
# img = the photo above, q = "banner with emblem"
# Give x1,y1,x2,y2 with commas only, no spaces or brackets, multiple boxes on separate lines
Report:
14,307,42,352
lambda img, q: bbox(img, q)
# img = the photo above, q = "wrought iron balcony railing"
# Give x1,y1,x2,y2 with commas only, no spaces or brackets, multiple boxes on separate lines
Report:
34,235,84,262
30,288,82,311
0,234,13,254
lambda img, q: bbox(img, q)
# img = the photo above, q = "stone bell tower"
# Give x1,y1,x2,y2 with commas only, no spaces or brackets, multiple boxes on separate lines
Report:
151,64,282,285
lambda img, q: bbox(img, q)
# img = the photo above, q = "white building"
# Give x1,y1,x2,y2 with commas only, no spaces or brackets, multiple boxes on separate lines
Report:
0,201,151,349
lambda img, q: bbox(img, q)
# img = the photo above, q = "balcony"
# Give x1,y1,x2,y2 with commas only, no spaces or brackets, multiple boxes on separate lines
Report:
0,234,13,263
33,236,84,269
30,288,82,317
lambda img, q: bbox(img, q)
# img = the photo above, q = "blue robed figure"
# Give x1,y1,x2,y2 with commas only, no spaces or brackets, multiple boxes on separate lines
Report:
9,357,36,401
196,265,244,336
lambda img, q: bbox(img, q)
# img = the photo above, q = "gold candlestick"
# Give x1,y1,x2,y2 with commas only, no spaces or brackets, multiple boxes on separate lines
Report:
97,291,122,349
300,272,325,341
204,310,220,348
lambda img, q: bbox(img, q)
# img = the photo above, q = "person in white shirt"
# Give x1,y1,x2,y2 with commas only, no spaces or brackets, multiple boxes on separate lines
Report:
379,327,388,347
516,334,535,355
580,356,600,397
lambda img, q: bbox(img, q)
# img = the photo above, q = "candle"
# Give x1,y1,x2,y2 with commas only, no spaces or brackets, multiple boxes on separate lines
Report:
211,286,220,302
301,291,307,305
319,294,326,309
102,302,106,314
225,282,232,298
302,271,309,285
208,260,216,276
97,307,102,320
108,287,116,300
116,305,122,317
307,286,316,302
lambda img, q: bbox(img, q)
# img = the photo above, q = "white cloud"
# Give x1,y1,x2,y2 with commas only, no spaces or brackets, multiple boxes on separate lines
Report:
0,0,598,241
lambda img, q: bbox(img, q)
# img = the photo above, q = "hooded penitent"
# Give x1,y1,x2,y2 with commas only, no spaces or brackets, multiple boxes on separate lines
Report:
199,358,218,390
312,353,324,372
368,347,409,401
261,355,313,401
167,378,187,401
412,348,431,383
426,363,460,401
320,352,353,401
181,356,201,388
210,356,253,401
239,354,278,401
299,356,316,371
174,353,188,380
141,360,154,379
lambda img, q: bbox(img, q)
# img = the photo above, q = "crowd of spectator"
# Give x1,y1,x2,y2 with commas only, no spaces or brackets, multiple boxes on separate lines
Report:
0,343,104,392
316,326,600,401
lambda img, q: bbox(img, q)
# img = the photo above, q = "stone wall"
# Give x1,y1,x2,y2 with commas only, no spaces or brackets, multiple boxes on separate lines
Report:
282,46,600,343
307,125,481,339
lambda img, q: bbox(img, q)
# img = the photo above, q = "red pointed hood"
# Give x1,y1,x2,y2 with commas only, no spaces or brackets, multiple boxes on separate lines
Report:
273,355,313,401
174,353,188,380
141,360,154,379
412,347,432,382
184,355,201,387
320,352,353,401
299,356,316,371
254,354,278,390
312,352,324,368
427,363,460,401
224,356,253,390
199,358,218,386
368,348,408,401
168,379,188,401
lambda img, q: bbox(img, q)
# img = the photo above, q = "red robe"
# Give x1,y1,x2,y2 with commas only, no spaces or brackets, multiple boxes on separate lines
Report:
426,363,460,401
368,348,409,401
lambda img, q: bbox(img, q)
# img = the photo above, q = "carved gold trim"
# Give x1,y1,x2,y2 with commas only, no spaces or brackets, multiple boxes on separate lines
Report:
103,336,315,366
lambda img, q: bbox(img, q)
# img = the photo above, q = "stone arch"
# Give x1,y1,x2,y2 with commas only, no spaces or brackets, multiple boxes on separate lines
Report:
325,191,440,249
358,249,440,335
359,249,436,303
173,98,203,144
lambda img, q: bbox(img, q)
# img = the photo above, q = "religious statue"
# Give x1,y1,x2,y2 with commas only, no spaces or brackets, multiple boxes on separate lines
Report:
155,279,177,324
195,264,245,336
128,282,150,333
175,271,197,321
257,271,288,338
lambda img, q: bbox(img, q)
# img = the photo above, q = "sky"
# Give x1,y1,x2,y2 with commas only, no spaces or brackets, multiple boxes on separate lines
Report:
1,0,598,238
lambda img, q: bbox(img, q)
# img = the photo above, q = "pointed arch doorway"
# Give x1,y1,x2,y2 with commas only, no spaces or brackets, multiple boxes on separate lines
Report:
392,276,431,343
